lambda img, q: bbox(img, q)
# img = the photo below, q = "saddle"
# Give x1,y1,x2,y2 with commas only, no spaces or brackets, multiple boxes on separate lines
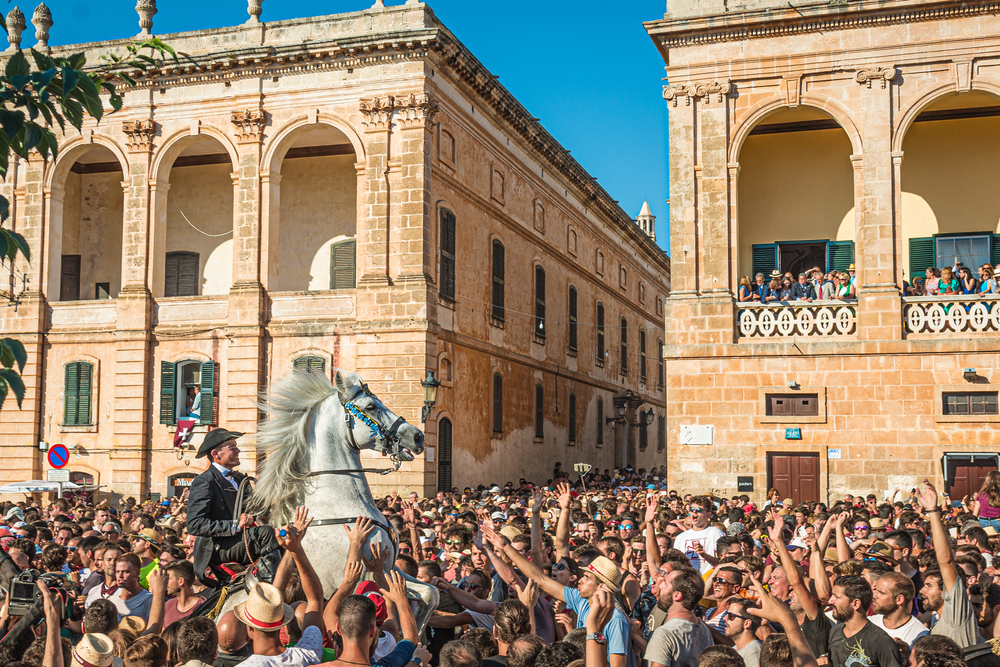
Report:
192,568,254,621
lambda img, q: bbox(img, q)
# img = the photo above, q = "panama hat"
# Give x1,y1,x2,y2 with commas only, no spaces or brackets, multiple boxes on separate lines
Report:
585,555,623,592
72,633,115,667
768,270,782,279
235,582,294,632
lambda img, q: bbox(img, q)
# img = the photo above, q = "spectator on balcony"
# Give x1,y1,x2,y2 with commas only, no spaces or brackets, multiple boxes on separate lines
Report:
848,263,857,296
738,276,755,302
959,266,979,294
924,267,941,295
940,267,960,295
767,278,782,302
779,277,794,301
751,273,771,301
819,273,836,300
790,273,816,302
979,264,998,295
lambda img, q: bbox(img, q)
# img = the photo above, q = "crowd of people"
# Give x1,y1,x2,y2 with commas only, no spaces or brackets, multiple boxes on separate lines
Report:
3,460,1000,667
907,265,1000,298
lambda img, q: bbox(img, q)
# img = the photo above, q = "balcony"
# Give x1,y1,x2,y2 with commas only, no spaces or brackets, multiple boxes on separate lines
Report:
903,295,1000,336
738,301,857,338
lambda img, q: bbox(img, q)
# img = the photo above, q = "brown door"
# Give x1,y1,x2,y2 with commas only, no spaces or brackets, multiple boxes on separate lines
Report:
946,456,998,500
768,452,820,504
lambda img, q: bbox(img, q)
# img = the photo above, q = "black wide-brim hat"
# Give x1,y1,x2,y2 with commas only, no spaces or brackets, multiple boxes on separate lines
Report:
196,429,245,459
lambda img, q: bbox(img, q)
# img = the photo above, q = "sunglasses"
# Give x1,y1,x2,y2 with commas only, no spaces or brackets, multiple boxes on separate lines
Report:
400,548,412,554
461,582,483,591
631,548,646,555
714,579,739,587
620,525,635,530
689,508,706,514
445,539,463,545
723,611,752,622
102,531,118,535
854,525,870,530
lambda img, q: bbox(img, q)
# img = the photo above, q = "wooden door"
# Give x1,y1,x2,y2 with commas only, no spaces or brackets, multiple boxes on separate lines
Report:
768,452,820,503
946,457,998,500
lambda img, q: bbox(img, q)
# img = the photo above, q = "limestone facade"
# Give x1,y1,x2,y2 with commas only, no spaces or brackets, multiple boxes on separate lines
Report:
0,3,669,499
646,0,1000,503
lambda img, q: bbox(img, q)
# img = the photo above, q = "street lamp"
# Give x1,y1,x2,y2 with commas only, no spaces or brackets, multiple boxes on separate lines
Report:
420,370,440,423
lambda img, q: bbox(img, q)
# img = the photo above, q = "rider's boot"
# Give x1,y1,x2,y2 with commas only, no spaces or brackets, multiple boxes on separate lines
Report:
254,549,282,584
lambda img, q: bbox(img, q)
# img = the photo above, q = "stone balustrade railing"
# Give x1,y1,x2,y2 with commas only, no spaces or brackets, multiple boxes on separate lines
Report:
738,301,857,338
903,295,1000,334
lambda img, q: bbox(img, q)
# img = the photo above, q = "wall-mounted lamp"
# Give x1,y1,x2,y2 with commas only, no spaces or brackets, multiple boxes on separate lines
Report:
645,411,655,426
963,368,978,383
420,370,441,423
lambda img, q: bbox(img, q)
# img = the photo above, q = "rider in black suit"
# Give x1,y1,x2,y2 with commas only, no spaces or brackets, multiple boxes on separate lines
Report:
186,429,280,586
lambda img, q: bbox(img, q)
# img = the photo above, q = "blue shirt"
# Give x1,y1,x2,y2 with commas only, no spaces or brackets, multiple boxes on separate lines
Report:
563,586,633,663
374,639,415,667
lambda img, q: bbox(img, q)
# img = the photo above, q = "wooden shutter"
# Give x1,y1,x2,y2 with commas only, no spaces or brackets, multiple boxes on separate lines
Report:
639,411,648,450
534,383,543,438
440,210,456,301
492,373,503,433
658,339,664,386
165,252,199,297
597,397,604,444
640,330,647,382
620,317,628,373
992,234,1000,267
330,240,357,289
64,362,91,426
597,303,605,362
909,237,935,281
159,361,176,424
827,241,855,272
438,418,453,493
568,393,576,443
568,287,578,352
752,243,777,278
492,240,505,321
60,255,81,301
534,266,545,337
199,360,218,426
657,415,665,451
293,355,326,374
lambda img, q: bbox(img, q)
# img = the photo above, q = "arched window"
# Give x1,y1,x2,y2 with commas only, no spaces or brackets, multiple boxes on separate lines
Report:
438,418,453,493
492,373,503,434
492,240,505,322
64,361,93,426
640,329,647,382
535,382,544,439
293,355,326,374
330,239,356,289
596,302,605,364
568,286,578,352
534,265,546,338
596,397,604,445
620,317,628,374
164,251,199,297
658,338,664,387
440,209,456,301
568,393,576,443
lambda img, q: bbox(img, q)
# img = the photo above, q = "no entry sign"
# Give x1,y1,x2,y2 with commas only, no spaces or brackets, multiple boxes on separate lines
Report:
47,444,69,469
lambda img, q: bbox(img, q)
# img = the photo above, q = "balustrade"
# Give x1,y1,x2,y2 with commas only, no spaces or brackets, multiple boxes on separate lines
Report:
903,296,1000,334
738,301,857,338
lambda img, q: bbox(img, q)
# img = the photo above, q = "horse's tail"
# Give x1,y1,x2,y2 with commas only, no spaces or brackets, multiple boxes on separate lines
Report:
249,369,339,523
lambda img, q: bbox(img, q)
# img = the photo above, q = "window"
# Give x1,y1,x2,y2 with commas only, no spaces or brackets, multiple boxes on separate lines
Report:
60,255,80,301
639,411,648,450
658,338,664,387
95,283,111,300
534,265,546,338
492,240,505,322
596,303,605,364
911,234,1000,284
620,317,628,374
568,393,576,443
330,239,356,289
657,415,665,451
438,418,453,493
439,209,456,301
534,383,544,439
640,330,647,382
492,373,503,434
765,393,819,417
597,397,604,445
944,392,999,416
160,359,217,425
64,361,93,426
751,241,855,277
164,252,199,297
568,286,578,352
293,355,326,374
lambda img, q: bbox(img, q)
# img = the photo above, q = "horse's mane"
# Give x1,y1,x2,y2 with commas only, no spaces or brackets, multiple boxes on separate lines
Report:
249,369,352,523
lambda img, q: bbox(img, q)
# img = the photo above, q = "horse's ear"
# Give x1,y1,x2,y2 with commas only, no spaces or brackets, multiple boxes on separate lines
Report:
334,371,351,397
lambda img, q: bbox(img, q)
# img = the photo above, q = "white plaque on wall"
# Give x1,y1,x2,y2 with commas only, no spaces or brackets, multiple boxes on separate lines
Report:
680,425,713,445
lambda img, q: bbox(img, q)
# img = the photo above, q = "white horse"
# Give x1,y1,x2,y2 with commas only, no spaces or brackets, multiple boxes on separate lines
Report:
205,369,439,631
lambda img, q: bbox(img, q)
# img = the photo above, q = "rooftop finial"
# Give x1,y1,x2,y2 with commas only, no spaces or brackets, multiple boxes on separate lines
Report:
32,3,52,51
5,7,26,52
636,201,656,242
247,0,263,23
135,0,156,37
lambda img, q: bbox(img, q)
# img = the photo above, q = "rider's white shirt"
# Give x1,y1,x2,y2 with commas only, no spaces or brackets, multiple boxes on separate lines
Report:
240,625,324,667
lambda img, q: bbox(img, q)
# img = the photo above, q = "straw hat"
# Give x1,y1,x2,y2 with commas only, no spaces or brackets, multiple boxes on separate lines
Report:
131,528,162,553
119,615,146,636
72,633,115,667
585,555,623,592
235,582,294,632
823,548,840,565
499,525,522,542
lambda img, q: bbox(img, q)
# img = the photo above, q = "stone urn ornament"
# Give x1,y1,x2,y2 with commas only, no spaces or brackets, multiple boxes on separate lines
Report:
32,3,52,51
5,6,26,52
136,0,156,36
248,0,263,22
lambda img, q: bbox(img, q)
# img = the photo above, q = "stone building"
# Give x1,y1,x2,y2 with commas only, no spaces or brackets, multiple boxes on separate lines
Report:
0,1,669,499
647,0,1000,504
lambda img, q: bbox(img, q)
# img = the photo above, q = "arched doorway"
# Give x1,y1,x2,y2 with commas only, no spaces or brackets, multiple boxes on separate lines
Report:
167,472,197,499
737,106,856,282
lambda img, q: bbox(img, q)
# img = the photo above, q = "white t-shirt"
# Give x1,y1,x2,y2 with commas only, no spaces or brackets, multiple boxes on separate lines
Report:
85,585,153,621
674,526,725,574
870,614,929,647
240,625,324,667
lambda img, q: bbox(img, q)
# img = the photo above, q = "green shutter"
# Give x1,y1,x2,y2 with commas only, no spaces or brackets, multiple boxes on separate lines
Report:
827,241,854,272
331,240,357,289
992,234,1000,266
64,363,79,425
752,243,777,278
293,355,326,373
77,363,92,426
199,361,217,426
159,361,176,425
909,237,935,280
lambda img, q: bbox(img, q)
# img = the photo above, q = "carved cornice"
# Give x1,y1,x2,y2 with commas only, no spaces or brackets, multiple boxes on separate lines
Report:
359,96,396,132
231,108,266,143
396,93,439,130
122,119,156,153
855,66,896,88
663,81,734,106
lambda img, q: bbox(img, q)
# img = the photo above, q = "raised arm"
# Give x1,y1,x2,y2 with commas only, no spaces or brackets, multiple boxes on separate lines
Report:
746,574,819,667
431,577,497,614
142,568,168,637
363,542,391,590
767,511,819,620
401,504,423,559
325,560,364,634
475,531,523,589
834,512,851,563
554,482,573,559
530,489,549,566
483,523,565,601
382,571,419,644
644,496,662,572
278,508,324,632
808,527,832,603
584,587,616,667
38,582,62,667
918,479,959,592
514,579,539,636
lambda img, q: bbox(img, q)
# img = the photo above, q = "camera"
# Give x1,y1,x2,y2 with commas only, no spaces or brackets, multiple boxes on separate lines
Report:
7,569,71,618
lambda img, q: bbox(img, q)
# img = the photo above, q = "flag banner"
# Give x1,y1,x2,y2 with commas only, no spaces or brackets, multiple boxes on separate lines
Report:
174,419,196,448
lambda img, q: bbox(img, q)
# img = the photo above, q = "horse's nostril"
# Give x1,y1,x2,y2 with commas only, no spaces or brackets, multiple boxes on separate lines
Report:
414,433,424,446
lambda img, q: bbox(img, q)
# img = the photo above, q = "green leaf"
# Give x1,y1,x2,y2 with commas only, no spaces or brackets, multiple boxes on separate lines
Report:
8,229,30,262
0,368,26,409
0,383,7,414
66,52,86,70
61,67,79,98
0,110,24,141
0,197,10,224
30,48,55,72
61,98,83,130
119,73,137,87
22,123,40,152
109,93,123,113
3,338,26,374
0,343,14,370
0,232,9,261
5,51,28,78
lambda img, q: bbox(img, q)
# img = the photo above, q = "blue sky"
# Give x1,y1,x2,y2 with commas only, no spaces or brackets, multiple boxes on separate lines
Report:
29,0,670,251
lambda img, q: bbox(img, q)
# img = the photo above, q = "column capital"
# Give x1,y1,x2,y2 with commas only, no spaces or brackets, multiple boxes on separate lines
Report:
396,93,439,131
231,108,266,145
360,97,396,132
122,119,156,153
663,81,734,106
855,66,896,89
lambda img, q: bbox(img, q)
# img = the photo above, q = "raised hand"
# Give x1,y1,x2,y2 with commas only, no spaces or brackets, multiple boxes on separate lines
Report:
480,523,506,551
745,572,795,626
532,488,545,513
557,482,572,510
276,524,303,552
363,542,389,574
344,517,375,546
645,496,658,524
379,570,410,607
767,511,785,545
292,506,313,537
585,586,615,633
917,478,940,512
342,560,365,588
513,578,539,610
402,504,416,525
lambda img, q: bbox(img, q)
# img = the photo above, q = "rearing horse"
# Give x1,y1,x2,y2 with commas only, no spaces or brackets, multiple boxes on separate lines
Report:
244,369,439,630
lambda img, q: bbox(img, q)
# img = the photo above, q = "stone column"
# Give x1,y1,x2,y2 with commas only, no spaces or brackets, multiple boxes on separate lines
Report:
358,98,393,287
855,66,901,341
392,93,436,285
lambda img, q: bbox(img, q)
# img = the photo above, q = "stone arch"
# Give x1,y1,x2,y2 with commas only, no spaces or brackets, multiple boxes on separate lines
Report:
46,135,129,190
261,113,366,176
150,125,239,184
892,80,1000,152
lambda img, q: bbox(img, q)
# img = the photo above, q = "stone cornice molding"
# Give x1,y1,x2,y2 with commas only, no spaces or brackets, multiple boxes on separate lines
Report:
663,81,734,106
231,108,266,144
122,119,156,153
855,66,896,88
646,0,1000,51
